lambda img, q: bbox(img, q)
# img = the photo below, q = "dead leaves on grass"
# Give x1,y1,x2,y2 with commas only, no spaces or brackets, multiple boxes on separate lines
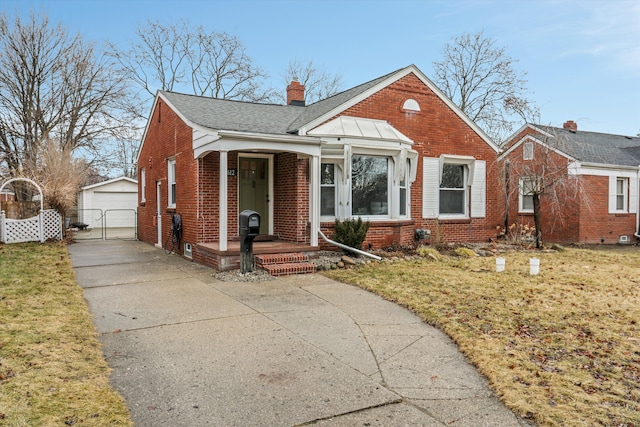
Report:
324,247,640,426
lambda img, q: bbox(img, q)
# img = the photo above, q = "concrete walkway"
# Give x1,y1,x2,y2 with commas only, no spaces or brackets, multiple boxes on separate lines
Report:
69,239,532,427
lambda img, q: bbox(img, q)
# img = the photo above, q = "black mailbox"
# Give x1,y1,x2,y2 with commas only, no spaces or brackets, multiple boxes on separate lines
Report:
239,210,260,273
239,210,260,237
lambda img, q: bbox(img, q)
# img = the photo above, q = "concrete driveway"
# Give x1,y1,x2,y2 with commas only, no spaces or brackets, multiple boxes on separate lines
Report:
68,239,531,427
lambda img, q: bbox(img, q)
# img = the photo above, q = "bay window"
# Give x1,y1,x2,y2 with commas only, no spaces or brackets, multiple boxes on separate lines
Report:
320,163,336,216
399,171,407,217
352,155,388,216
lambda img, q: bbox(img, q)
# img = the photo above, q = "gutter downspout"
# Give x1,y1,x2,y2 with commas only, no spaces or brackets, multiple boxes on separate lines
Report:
635,167,640,240
318,230,382,261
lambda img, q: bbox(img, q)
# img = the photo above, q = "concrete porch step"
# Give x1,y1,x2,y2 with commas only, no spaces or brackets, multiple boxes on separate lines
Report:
255,253,317,276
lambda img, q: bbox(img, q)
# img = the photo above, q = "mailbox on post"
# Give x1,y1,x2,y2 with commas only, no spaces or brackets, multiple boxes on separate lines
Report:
239,210,260,273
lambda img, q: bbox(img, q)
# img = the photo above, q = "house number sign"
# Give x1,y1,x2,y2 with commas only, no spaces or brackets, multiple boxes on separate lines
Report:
227,168,237,176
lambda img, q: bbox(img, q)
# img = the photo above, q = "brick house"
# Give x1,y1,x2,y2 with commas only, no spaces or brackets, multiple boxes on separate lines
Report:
136,64,503,271
499,120,640,244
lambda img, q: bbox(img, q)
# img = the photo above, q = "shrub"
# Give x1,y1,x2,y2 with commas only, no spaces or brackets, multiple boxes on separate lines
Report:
333,217,370,254
416,245,442,261
454,247,477,258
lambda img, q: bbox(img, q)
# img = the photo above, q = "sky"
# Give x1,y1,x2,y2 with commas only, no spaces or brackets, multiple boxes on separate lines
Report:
2,0,639,137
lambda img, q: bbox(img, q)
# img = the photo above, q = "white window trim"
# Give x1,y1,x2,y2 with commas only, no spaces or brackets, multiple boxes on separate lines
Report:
320,162,338,220
523,141,534,160
167,158,176,208
519,177,537,213
439,163,469,218
398,159,410,218
140,167,146,203
422,156,486,219
614,176,628,212
438,156,474,219
320,143,417,222
350,154,391,219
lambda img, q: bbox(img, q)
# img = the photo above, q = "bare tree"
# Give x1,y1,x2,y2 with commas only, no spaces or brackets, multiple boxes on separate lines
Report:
280,59,343,104
110,19,277,107
22,138,88,216
0,12,134,184
433,31,539,144
502,131,590,248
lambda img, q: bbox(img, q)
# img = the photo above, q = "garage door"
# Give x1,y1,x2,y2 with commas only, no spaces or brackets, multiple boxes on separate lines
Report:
94,191,137,228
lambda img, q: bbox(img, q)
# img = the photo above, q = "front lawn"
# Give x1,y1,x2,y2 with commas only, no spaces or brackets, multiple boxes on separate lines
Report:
323,245,640,426
0,242,132,426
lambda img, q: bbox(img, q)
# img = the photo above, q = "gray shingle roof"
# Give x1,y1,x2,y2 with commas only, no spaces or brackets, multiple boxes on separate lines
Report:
535,125,640,167
159,66,410,137
160,91,305,135
286,68,403,132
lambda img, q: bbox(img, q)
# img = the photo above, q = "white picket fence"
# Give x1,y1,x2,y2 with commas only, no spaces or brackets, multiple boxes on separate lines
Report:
0,209,62,243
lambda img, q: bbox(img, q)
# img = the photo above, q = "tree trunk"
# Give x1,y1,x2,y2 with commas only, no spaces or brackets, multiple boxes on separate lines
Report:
503,161,510,234
532,193,543,249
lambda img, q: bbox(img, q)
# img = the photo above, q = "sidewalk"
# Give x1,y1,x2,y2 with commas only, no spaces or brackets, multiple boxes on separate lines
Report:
69,239,532,427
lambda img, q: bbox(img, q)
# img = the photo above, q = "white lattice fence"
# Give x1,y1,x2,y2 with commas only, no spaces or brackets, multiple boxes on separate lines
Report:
41,210,62,241
0,209,62,244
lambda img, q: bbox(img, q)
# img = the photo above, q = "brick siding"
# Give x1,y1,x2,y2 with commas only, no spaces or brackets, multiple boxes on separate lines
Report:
501,130,637,244
138,72,505,269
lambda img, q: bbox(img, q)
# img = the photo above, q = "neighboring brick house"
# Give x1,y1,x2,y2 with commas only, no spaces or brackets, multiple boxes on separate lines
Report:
136,64,503,271
499,120,640,244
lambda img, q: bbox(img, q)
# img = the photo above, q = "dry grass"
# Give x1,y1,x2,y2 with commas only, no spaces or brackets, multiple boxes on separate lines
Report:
323,246,640,426
0,242,132,426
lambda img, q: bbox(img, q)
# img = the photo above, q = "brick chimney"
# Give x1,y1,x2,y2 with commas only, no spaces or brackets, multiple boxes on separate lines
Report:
286,78,305,106
563,120,578,132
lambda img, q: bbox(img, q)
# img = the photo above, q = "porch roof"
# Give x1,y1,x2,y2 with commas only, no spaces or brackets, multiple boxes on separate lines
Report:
308,116,413,144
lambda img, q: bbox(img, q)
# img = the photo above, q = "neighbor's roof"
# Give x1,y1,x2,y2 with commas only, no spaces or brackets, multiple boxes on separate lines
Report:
81,176,138,191
534,125,640,167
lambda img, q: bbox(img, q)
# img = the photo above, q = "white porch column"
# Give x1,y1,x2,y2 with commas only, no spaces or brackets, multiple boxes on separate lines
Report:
219,150,228,251
309,154,320,247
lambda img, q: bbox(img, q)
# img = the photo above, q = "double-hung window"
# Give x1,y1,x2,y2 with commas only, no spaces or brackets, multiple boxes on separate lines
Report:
422,156,486,219
519,177,538,213
167,158,176,208
609,175,637,214
523,141,534,160
439,163,466,215
140,167,146,203
616,177,628,211
320,163,336,217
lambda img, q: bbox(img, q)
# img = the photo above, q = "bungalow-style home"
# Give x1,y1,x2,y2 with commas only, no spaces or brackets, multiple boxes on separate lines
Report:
136,64,503,272
499,120,640,244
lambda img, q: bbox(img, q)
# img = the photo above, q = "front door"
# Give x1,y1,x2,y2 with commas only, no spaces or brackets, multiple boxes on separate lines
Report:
238,157,269,235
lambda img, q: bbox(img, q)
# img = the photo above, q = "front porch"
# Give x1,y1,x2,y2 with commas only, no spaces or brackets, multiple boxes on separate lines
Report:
194,238,320,272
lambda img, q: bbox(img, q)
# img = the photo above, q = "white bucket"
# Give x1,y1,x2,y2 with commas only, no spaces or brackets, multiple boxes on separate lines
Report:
530,258,540,275
496,257,505,272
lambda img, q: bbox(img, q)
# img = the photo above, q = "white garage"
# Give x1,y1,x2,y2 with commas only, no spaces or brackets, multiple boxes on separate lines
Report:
76,177,138,232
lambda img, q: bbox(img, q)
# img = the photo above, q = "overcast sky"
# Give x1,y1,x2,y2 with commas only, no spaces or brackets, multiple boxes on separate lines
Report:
3,0,639,137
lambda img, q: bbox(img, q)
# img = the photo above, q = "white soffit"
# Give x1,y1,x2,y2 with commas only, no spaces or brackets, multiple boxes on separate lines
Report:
309,116,413,144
